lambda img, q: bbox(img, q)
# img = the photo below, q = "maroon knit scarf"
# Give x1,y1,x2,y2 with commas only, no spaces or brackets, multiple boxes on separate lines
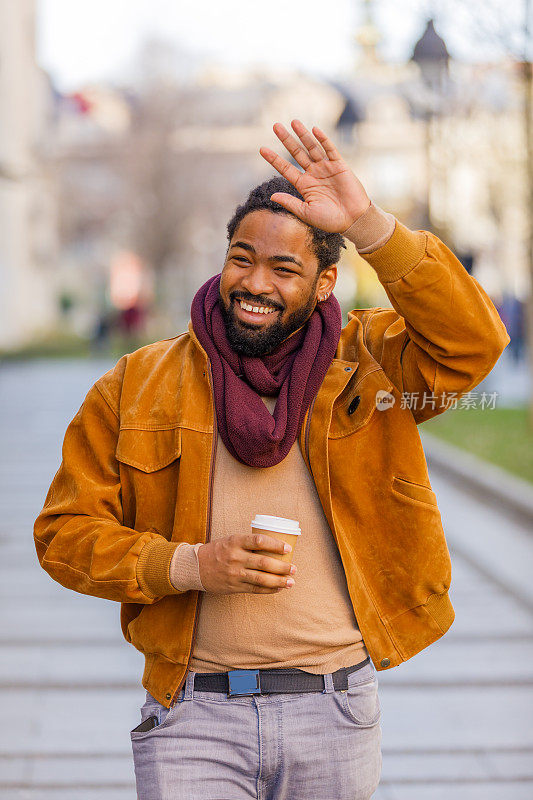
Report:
190,273,342,468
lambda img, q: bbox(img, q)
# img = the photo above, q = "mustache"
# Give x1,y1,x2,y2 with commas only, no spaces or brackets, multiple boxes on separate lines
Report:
230,293,284,312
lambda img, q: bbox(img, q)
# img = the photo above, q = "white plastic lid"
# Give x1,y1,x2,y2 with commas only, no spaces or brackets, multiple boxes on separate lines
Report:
251,515,301,535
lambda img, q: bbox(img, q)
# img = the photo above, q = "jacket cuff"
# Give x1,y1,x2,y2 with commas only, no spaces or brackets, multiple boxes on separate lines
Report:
342,200,396,253
169,542,206,592
359,218,428,283
136,538,184,599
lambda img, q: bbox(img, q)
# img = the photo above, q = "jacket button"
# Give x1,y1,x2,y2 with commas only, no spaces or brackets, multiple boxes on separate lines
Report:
344,367,352,372
165,692,172,700
380,658,391,668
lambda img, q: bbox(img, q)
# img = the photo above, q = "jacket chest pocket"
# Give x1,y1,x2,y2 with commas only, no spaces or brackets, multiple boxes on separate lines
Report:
328,368,395,439
116,426,182,472
115,426,182,534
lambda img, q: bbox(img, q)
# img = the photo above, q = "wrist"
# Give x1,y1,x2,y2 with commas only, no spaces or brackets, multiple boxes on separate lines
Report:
169,542,206,592
342,200,396,253
345,197,371,226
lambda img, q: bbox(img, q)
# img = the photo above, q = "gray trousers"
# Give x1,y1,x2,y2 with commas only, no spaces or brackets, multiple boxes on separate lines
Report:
131,659,382,800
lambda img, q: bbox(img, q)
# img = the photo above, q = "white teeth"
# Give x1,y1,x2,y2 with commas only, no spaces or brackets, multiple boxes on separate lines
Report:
239,300,276,315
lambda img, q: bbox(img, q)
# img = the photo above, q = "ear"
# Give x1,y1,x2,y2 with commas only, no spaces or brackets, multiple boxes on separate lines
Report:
316,266,337,302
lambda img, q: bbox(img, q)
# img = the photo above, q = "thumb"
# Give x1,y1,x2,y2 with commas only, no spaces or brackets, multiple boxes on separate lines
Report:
270,193,306,220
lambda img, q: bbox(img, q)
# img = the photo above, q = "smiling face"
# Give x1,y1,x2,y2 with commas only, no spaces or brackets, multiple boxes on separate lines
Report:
219,210,337,357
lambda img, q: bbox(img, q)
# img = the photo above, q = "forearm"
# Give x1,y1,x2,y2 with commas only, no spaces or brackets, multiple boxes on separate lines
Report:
33,377,186,604
345,215,510,420
374,222,508,369
34,512,182,603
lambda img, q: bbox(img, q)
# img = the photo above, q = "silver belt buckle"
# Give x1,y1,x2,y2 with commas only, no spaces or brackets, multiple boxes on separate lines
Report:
227,669,261,697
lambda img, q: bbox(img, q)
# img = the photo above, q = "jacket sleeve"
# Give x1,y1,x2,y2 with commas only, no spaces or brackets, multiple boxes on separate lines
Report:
345,218,511,424
33,364,185,604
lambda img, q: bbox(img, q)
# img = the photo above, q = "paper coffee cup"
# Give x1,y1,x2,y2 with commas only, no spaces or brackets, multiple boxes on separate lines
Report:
251,514,301,563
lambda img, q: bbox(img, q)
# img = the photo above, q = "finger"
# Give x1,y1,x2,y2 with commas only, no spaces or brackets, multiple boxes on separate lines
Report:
291,118,327,162
311,125,342,161
243,568,294,590
244,532,288,556
272,122,313,169
259,146,303,186
248,553,294,575
269,192,307,219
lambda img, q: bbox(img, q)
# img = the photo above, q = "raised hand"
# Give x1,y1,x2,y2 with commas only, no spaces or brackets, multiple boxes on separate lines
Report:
259,119,371,233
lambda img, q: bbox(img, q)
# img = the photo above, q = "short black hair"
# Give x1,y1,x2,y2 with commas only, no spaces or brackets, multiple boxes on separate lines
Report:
226,176,347,273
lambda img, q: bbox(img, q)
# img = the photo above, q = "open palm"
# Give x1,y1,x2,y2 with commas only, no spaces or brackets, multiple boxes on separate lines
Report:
259,119,371,233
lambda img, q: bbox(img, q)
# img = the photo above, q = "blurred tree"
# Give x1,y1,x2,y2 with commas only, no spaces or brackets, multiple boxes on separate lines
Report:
122,84,186,277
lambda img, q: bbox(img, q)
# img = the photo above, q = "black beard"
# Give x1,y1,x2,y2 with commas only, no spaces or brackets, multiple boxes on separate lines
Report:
219,288,318,357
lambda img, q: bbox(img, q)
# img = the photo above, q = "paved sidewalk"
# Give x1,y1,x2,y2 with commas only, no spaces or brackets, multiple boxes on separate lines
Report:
0,359,532,799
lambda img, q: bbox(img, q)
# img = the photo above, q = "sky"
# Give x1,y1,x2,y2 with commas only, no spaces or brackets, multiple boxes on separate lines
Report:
36,0,438,91
36,0,524,92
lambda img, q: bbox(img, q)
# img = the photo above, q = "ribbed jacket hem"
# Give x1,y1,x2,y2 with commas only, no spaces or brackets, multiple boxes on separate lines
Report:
361,219,428,283
136,538,183,599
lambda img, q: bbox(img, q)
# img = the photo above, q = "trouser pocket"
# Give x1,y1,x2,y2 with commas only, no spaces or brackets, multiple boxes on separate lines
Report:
130,692,175,740
335,662,381,727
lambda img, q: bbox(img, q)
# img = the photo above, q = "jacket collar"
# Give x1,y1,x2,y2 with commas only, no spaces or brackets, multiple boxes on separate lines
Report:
188,320,209,362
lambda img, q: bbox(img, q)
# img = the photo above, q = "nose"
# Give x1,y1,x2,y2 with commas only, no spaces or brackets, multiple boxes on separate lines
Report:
239,264,275,299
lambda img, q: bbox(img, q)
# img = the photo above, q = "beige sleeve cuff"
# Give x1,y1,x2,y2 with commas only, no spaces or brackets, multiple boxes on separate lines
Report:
169,542,206,592
342,200,396,253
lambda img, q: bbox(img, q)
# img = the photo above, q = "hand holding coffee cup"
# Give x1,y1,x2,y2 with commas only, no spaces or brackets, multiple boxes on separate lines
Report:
197,520,299,595
251,515,301,564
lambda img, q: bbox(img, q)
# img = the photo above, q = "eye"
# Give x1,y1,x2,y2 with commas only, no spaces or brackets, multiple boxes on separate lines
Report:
233,256,251,264
275,267,295,274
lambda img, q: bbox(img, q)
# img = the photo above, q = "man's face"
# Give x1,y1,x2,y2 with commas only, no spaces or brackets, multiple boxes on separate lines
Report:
219,210,334,357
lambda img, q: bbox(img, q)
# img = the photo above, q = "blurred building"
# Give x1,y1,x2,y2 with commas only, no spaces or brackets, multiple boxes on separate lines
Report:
44,68,344,338
1,7,530,348
46,84,134,339
49,40,531,340
332,13,529,309
0,0,58,349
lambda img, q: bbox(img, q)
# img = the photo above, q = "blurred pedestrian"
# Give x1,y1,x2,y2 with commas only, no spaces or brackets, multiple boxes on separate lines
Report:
500,293,526,363
90,308,116,353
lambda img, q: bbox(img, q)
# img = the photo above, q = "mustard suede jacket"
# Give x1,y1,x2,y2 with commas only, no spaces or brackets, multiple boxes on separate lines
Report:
34,220,510,708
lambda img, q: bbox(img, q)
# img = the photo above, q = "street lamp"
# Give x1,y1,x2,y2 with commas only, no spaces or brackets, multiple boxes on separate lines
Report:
410,19,450,231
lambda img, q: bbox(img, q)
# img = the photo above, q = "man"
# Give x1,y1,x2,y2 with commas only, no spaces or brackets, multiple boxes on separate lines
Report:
34,119,510,800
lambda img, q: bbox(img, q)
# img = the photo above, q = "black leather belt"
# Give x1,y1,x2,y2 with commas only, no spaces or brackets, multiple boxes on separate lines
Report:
192,656,371,697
